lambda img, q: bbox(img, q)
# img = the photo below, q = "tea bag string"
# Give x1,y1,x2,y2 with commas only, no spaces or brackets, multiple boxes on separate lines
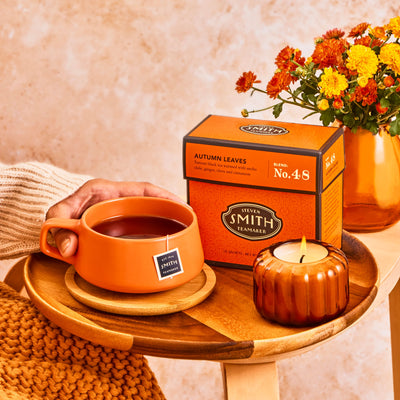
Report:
166,235,169,252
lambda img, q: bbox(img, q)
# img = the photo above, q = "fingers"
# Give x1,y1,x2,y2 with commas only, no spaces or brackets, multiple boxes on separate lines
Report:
46,201,80,257
45,179,185,257
53,229,79,258
136,181,186,204
46,179,103,221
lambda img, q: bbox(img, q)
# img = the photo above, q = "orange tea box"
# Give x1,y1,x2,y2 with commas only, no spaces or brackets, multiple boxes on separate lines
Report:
183,115,345,270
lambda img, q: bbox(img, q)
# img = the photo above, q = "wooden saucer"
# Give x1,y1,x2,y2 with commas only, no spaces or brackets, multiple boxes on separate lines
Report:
64,264,216,316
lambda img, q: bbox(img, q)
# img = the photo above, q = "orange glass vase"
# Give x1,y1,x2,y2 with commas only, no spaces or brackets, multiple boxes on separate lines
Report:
343,125,400,232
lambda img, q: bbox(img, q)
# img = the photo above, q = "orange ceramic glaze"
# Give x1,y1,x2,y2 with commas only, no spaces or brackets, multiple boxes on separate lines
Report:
40,197,204,293
253,239,349,326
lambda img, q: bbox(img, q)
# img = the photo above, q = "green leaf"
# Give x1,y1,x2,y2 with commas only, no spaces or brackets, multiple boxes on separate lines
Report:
388,92,400,106
292,87,303,98
380,98,391,108
273,102,284,119
306,94,317,105
365,121,379,134
372,45,381,53
389,117,400,136
302,84,317,95
319,108,335,126
342,114,356,128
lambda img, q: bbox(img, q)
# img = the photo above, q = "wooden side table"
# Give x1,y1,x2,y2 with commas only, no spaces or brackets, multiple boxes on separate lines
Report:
23,226,400,400
355,222,400,400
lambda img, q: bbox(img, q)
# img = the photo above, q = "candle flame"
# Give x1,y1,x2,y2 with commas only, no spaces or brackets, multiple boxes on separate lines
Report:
300,236,307,256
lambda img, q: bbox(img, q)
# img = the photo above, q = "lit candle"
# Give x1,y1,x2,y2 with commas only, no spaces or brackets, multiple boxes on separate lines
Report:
273,236,328,263
253,237,349,326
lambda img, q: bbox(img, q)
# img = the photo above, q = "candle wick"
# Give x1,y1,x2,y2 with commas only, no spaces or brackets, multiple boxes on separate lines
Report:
299,254,305,263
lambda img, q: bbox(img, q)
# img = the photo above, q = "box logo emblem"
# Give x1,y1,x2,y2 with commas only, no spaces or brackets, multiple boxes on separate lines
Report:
239,124,288,136
221,202,282,241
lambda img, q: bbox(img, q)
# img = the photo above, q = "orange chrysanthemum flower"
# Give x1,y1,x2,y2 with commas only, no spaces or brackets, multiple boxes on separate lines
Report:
322,29,345,39
235,71,261,93
266,71,292,99
369,25,387,40
348,22,370,38
353,36,383,48
384,76,395,87
376,103,388,114
311,38,348,69
333,97,344,109
274,46,305,82
351,79,378,106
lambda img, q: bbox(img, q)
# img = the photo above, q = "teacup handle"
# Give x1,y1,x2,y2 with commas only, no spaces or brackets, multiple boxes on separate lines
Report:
40,218,82,265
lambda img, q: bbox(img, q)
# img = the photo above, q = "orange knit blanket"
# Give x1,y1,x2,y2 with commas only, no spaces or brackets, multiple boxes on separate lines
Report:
0,282,165,400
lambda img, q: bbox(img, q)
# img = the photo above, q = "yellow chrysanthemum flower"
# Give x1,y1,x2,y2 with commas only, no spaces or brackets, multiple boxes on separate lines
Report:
319,67,348,98
357,76,369,87
317,99,329,111
379,43,400,75
385,16,400,38
346,44,379,78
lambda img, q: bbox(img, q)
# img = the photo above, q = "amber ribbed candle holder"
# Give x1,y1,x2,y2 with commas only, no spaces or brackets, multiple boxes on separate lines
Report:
253,239,349,326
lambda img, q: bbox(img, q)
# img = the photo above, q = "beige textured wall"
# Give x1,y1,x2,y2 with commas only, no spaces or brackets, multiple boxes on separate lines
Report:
1,1,398,399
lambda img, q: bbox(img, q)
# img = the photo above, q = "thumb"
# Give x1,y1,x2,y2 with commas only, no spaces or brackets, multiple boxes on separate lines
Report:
53,228,79,258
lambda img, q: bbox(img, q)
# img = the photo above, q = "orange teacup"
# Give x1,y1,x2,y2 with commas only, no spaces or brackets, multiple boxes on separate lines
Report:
40,197,205,293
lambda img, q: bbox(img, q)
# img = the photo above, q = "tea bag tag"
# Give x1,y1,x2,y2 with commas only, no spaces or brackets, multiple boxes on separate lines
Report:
153,248,184,280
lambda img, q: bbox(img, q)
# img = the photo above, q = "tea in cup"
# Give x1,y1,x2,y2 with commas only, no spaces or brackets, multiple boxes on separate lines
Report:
40,197,205,293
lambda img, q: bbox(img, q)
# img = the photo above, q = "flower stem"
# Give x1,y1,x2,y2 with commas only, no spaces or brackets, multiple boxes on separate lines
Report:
251,87,268,95
277,94,316,112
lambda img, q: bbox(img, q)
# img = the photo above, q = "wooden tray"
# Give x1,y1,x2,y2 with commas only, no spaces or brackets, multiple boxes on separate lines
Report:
24,231,379,361
64,265,216,316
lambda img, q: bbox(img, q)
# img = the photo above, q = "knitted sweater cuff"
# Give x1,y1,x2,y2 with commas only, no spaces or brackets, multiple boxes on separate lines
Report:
0,161,92,260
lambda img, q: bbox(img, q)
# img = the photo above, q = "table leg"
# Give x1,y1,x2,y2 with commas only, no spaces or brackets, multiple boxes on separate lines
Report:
389,278,400,400
221,361,280,400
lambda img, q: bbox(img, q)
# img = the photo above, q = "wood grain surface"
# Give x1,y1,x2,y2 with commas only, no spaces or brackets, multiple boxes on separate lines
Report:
24,231,378,361
64,264,216,316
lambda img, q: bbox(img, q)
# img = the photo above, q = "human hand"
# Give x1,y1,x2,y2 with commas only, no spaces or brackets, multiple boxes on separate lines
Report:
46,179,185,258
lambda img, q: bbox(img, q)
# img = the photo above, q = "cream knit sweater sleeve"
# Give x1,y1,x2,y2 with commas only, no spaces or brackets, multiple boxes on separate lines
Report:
0,161,92,260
